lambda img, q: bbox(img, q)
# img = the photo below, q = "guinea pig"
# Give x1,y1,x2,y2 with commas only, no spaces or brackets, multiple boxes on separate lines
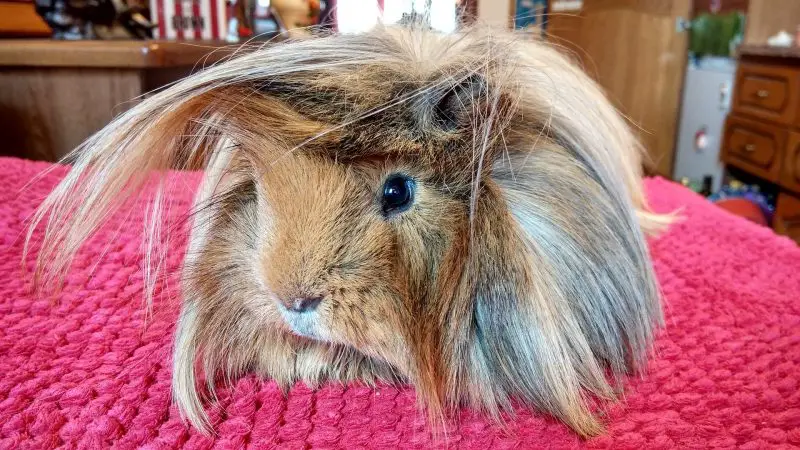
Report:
26,26,671,437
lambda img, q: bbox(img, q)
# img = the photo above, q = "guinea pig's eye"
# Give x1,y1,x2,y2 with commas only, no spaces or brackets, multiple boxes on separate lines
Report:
381,174,416,216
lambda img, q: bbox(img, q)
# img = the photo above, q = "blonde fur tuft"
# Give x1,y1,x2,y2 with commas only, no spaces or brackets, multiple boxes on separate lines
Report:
27,26,672,438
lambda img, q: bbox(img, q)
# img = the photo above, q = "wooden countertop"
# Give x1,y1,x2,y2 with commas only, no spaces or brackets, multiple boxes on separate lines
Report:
738,44,800,60
0,40,243,68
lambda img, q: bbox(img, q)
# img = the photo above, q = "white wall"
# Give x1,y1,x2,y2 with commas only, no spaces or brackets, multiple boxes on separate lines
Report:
477,0,512,28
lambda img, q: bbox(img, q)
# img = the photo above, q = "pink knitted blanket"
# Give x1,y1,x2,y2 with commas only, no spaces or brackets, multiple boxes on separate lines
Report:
1,157,799,449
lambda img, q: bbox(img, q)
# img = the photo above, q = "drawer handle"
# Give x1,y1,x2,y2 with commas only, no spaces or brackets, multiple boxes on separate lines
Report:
756,89,769,98
743,144,756,152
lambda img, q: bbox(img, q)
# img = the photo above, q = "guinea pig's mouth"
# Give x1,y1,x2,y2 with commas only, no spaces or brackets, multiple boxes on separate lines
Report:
277,304,328,341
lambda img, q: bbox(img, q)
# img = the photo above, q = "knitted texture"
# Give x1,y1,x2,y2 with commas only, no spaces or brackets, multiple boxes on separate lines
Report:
1,156,799,449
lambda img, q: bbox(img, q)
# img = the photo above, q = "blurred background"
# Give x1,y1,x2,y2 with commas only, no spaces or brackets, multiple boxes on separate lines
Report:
0,0,799,242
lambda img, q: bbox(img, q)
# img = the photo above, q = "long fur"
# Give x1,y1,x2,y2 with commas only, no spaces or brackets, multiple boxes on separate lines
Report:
26,26,671,437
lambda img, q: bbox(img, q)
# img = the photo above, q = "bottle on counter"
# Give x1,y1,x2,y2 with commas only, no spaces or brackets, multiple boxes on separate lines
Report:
700,175,713,197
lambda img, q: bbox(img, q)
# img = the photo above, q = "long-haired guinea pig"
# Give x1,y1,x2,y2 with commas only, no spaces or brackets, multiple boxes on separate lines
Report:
26,26,671,437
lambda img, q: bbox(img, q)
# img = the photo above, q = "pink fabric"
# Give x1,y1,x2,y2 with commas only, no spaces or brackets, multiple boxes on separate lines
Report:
1,156,799,449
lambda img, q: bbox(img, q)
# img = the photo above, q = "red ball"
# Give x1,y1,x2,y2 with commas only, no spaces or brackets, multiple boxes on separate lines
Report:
715,198,769,226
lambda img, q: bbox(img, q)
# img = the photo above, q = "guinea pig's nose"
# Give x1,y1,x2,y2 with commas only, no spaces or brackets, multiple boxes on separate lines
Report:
282,296,323,313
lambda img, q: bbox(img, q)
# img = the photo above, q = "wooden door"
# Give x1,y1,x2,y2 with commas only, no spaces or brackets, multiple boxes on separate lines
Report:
744,0,800,45
547,0,692,177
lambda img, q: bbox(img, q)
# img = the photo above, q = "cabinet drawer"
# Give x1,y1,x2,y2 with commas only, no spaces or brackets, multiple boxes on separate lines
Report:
782,131,800,194
733,63,800,125
721,115,786,182
774,193,800,245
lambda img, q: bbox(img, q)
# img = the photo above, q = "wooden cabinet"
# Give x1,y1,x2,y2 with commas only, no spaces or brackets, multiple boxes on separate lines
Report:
722,115,785,181
774,193,800,242
733,63,800,125
0,40,235,161
721,45,800,245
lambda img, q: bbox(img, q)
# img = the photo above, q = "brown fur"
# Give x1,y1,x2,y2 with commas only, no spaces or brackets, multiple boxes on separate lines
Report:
27,27,671,438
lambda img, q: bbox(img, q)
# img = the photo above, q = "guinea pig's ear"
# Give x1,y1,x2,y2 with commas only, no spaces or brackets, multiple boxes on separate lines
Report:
430,74,486,131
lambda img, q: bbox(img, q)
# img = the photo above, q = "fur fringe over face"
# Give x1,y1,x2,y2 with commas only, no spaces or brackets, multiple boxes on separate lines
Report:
26,26,671,437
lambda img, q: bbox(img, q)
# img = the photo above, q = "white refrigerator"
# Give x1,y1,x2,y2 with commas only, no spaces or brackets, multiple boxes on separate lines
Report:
673,57,737,192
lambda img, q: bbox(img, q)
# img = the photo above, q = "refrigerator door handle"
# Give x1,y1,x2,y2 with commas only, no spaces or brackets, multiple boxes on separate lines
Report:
719,82,731,110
